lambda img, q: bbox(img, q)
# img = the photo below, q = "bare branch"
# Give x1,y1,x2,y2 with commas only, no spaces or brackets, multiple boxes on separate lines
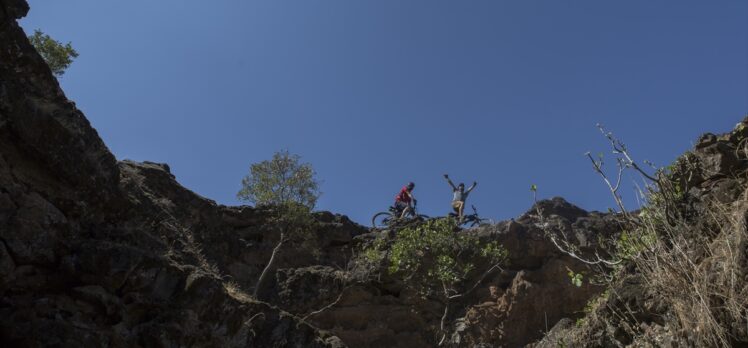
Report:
613,158,625,192
546,233,622,266
533,188,622,267
586,152,629,216
299,286,352,323
448,263,504,300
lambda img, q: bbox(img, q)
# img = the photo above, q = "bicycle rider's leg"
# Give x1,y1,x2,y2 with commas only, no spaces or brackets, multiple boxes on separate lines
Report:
396,201,408,219
400,204,412,219
457,201,465,221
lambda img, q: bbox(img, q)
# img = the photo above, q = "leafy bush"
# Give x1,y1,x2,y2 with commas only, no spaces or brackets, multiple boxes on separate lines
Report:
375,218,507,294
364,217,507,344
28,29,78,76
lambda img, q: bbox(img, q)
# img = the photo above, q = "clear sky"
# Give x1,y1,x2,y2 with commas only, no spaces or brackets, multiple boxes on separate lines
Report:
21,1,748,225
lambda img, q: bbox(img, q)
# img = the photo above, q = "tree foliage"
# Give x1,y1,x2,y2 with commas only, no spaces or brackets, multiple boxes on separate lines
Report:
364,218,507,344
237,150,320,209
367,218,507,296
237,150,321,298
28,29,79,76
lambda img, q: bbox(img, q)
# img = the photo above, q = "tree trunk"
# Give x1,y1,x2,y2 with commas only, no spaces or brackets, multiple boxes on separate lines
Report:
438,299,450,346
253,232,286,299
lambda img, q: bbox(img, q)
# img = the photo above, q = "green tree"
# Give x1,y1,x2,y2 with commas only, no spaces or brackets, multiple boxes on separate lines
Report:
27,30,79,76
238,150,319,208
365,218,507,345
237,150,321,298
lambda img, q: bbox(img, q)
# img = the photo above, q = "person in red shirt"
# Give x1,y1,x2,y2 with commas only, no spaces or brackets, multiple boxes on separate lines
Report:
394,182,416,219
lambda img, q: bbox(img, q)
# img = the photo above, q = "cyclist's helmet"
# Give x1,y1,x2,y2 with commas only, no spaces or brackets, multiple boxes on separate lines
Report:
458,183,465,189
407,182,415,190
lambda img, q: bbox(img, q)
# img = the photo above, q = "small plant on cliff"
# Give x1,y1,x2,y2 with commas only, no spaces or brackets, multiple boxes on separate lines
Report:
27,30,79,76
566,268,584,287
237,150,320,299
365,217,507,345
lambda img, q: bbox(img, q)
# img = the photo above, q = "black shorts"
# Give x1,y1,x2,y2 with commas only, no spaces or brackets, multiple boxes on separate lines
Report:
395,201,409,211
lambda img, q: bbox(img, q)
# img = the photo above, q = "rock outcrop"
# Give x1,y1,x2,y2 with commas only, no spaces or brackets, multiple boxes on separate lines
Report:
266,198,623,347
0,1,655,347
533,120,748,347
0,2,343,346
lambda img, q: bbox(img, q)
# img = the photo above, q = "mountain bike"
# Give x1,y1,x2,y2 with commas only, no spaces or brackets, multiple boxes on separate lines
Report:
450,205,493,227
371,201,429,229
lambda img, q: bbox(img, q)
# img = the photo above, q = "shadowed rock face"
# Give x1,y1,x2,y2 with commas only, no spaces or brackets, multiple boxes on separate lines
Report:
265,201,622,348
0,1,623,347
0,2,342,347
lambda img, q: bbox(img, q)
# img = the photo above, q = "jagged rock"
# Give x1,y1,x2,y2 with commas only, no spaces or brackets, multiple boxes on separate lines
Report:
5,192,66,265
696,132,718,149
1,0,28,19
0,1,343,346
0,0,671,346
696,141,741,177
534,121,748,347
266,197,620,348
522,196,590,222
530,317,574,348
274,266,349,310
454,257,604,347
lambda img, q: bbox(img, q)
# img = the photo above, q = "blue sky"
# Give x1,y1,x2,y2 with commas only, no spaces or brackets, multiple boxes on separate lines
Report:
22,1,748,225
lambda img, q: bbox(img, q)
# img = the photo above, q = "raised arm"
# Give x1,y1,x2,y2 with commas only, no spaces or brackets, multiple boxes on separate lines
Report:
443,174,457,190
466,181,477,193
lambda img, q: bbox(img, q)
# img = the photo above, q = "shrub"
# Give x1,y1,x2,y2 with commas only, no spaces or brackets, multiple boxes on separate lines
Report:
28,29,78,76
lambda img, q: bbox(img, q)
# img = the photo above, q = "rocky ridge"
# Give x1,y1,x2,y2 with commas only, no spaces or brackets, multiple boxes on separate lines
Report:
0,2,343,346
0,1,672,347
534,120,748,347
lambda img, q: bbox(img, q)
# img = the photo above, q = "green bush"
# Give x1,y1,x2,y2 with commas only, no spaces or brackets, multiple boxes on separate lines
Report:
367,217,507,296
28,29,79,76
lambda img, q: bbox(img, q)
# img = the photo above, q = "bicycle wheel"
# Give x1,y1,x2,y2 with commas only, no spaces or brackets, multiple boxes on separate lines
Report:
372,212,393,229
470,218,493,227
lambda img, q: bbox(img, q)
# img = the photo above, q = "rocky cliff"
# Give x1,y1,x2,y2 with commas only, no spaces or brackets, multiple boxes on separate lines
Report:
533,120,748,347
6,0,733,347
262,197,622,347
0,2,343,346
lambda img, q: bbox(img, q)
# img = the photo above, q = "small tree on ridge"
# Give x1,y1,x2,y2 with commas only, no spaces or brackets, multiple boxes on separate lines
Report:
28,29,79,76
237,150,321,298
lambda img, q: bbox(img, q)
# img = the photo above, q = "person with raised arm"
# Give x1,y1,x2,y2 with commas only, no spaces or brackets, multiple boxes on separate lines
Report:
444,174,476,222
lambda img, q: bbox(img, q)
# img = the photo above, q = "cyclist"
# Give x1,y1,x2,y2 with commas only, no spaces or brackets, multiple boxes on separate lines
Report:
443,174,477,221
394,182,416,219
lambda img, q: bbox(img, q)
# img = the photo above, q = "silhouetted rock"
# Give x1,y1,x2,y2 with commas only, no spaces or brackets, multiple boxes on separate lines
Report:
0,2,343,346
0,6,621,343
9,0,742,346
